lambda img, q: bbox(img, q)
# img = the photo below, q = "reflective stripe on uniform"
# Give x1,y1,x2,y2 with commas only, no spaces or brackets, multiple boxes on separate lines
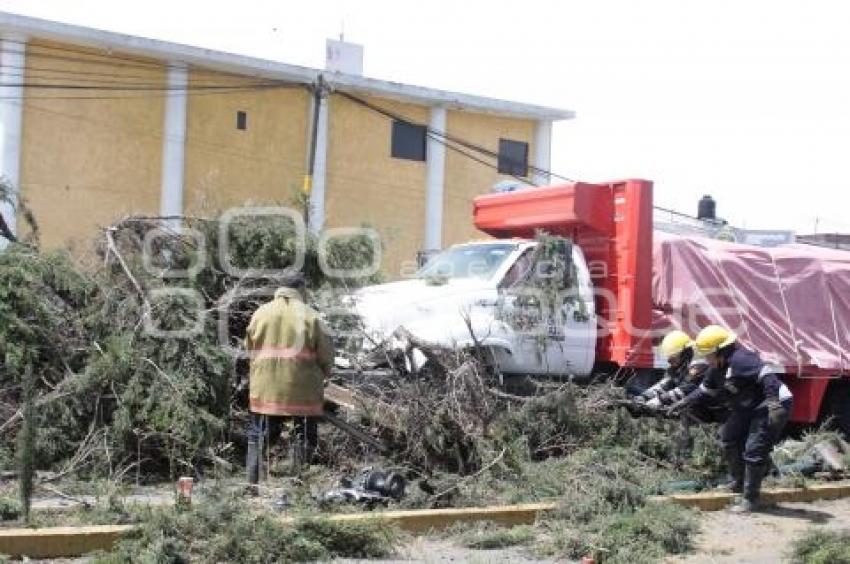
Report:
250,346,317,361
249,396,324,416
779,382,793,401
758,363,785,381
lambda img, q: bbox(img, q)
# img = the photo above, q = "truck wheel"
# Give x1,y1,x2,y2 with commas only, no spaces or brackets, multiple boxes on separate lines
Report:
823,379,850,440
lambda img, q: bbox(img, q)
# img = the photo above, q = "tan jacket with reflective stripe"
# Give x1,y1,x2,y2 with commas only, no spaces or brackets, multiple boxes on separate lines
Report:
245,288,333,416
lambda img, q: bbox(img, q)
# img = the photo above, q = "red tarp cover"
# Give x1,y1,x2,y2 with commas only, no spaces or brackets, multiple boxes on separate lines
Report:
652,233,850,376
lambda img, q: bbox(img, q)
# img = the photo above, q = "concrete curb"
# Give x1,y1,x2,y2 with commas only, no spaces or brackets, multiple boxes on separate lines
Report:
0,524,135,558
3,481,850,557
658,481,850,512
280,501,559,533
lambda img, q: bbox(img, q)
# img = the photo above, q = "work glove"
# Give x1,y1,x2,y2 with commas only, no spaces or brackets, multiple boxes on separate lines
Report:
638,386,662,402
645,396,662,410
665,400,687,418
767,400,786,433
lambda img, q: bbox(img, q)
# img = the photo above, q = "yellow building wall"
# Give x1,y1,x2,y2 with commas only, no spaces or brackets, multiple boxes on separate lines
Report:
442,111,536,247
324,94,429,279
183,73,309,214
18,40,165,250
14,37,539,275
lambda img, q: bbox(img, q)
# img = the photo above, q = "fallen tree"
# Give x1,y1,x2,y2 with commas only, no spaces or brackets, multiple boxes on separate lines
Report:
0,210,379,481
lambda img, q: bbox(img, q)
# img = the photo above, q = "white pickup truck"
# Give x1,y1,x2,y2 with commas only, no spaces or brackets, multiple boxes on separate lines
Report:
352,239,598,376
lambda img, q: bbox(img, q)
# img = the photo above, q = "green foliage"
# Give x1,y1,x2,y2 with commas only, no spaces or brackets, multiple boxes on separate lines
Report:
0,495,21,521
93,489,399,563
538,502,697,563
789,529,850,564
17,365,34,522
0,178,39,245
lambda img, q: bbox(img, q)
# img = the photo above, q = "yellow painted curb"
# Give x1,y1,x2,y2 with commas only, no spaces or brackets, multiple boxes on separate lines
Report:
655,480,850,511
0,524,136,558
281,501,559,533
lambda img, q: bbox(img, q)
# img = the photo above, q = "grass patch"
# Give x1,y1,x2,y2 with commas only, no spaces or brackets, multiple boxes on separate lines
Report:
537,501,697,563
789,529,850,564
449,521,536,550
91,488,399,563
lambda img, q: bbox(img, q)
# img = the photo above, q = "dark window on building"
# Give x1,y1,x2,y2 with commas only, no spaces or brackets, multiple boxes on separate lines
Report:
236,111,247,130
498,138,529,176
391,120,427,161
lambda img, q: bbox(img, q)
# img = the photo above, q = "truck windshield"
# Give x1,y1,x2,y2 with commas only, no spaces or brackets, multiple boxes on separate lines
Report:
416,243,517,280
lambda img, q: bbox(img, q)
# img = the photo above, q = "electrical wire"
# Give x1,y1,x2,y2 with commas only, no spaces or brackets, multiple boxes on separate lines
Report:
0,38,278,81
0,57,295,86
0,37,587,196
335,90,574,183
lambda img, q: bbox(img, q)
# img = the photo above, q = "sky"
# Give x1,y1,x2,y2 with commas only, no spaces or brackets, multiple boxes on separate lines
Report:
2,0,848,234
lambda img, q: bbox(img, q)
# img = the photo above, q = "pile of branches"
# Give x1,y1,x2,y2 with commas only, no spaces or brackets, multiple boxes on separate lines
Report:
330,328,688,479
324,308,724,497
0,208,378,481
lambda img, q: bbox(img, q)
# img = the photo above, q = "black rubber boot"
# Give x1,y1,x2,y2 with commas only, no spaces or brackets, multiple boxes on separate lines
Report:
245,440,260,495
731,462,767,513
292,417,318,468
723,446,745,493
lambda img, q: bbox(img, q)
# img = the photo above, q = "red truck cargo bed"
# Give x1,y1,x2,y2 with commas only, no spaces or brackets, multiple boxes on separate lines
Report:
652,233,850,422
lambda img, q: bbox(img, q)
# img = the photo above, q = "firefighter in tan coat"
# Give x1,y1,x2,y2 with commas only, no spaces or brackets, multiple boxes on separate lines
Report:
245,274,333,488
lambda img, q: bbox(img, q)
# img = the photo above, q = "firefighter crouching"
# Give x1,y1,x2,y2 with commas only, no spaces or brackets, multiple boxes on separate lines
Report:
244,274,333,491
671,325,793,513
636,330,724,422
636,330,699,410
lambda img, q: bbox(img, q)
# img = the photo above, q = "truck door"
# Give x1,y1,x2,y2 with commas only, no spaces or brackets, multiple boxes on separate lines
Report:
534,242,596,376
555,246,596,376
497,242,596,376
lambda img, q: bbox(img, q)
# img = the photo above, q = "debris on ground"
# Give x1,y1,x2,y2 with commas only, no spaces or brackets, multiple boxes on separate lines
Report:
317,468,406,508
773,430,850,480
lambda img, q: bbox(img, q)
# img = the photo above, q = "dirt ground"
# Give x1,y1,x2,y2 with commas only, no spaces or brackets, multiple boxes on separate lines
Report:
668,497,850,564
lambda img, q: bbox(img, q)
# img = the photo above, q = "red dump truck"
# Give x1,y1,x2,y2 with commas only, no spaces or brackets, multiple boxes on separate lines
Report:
354,179,850,430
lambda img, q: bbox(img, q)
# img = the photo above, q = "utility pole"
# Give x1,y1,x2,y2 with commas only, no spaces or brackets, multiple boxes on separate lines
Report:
303,75,329,231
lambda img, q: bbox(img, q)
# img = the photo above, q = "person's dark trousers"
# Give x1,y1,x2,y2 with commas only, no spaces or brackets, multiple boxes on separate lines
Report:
720,401,791,504
246,414,318,482
292,416,319,467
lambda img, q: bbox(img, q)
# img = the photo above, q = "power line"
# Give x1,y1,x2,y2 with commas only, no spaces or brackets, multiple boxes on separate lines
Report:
335,90,574,184
0,81,284,91
0,40,308,86
337,91,534,185
0,38,277,82
0,86,297,102
0,65,281,87
1,38,566,183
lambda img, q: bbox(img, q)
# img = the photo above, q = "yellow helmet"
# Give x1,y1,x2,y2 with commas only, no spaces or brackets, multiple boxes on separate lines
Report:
694,325,737,356
659,330,693,360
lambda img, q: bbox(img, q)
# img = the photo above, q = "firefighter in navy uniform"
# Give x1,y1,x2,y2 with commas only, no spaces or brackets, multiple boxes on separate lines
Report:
671,325,793,512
